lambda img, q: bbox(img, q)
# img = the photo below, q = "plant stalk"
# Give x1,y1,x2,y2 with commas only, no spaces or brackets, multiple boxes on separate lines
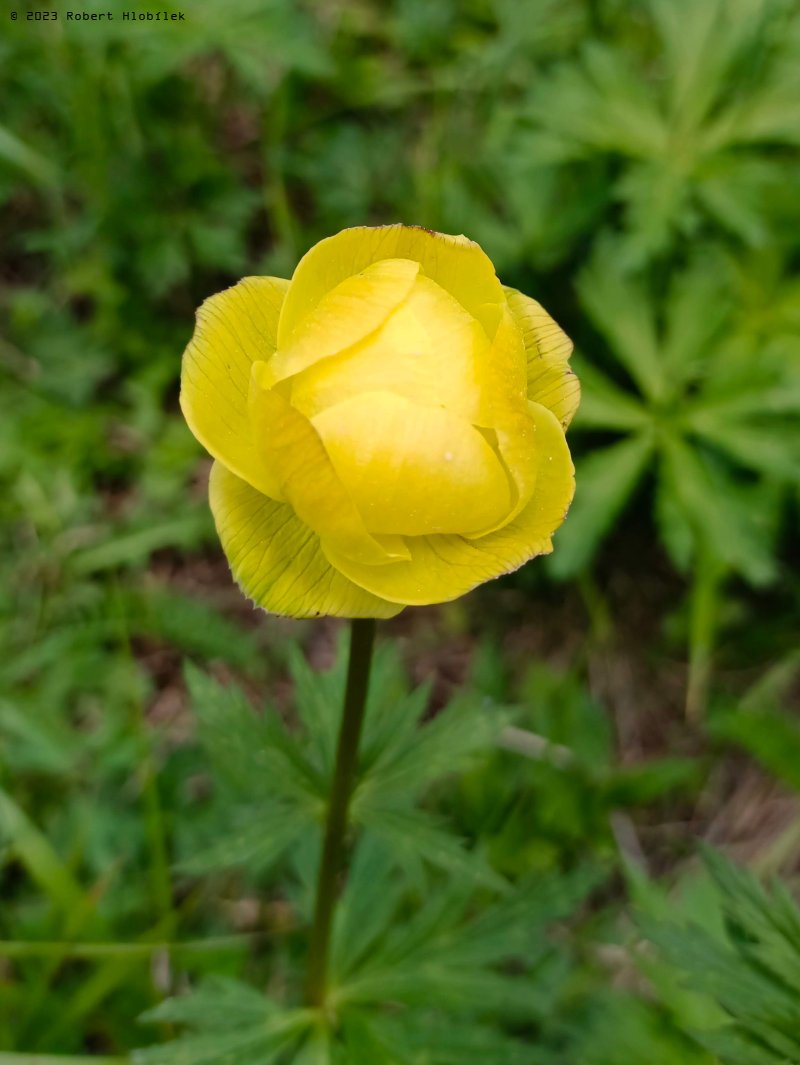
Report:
305,617,376,1007
686,544,723,723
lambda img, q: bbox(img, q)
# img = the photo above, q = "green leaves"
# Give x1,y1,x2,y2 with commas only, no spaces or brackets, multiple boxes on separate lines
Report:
134,979,314,1065
549,434,653,577
323,844,598,1063
641,850,800,1064
524,0,800,264
555,247,800,582
3,0,800,1059
141,643,608,1065
136,847,597,1065
707,652,800,791
182,640,510,889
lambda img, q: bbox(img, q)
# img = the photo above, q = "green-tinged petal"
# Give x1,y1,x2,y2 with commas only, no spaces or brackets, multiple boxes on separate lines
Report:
504,287,580,428
209,462,402,619
290,275,491,421
278,225,506,345
312,391,511,536
265,258,420,386
464,310,540,534
525,361,581,428
322,403,574,605
505,287,573,362
181,276,289,498
249,365,409,566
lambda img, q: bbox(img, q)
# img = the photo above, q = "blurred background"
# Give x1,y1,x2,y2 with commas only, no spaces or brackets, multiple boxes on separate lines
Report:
2,0,800,1060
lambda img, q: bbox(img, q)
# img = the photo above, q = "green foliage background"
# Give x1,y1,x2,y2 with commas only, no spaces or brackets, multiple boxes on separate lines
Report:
1,0,800,1061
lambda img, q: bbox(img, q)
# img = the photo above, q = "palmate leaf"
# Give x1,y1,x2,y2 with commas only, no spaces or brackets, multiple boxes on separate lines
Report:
355,804,506,891
523,0,799,263
660,261,734,387
134,977,313,1065
686,416,800,483
128,0,331,89
351,685,513,881
659,437,780,583
184,640,511,890
564,244,797,581
577,253,664,399
330,837,410,984
654,472,695,573
615,159,697,269
524,41,669,162
182,663,323,880
708,657,800,792
291,1028,333,1065
139,836,598,1065
364,1008,553,1065
121,585,268,673
641,850,800,1065
695,154,780,246
548,435,653,579
141,977,278,1029
568,355,648,432
339,1014,401,1065
185,662,325,808
287,637,427,780
176,803,310,877
704,849,800,971
564,991,713,1065
332,860,589,1064
356,690,511,808
335,850,599,1015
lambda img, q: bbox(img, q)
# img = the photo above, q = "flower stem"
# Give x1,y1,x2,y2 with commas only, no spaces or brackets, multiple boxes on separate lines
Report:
306,617,376,1007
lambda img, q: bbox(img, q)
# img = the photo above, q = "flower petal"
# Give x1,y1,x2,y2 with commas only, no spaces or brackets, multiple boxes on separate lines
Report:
290,275,491,421
468,309,539,533
249,365,410,566
525,361,581,428
504,287,580,428
312,391,512,536
323,402,574,605
278,225,506,346
265,258,420,386
209,462,402,619
181,276,289,498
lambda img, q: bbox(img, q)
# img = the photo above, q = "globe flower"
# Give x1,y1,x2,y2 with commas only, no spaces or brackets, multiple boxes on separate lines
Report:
181,225,579,618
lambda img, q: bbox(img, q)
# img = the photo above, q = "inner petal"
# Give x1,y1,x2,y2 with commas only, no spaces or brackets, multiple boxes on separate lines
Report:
277,225,506,348
264,257,420,387
311,391,511,536
289,275,491,422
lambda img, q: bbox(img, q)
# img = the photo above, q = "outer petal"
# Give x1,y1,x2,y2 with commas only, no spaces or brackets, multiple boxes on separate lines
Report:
181,276,289,498
249,365,410,566
263,258,420,387
323,403,574,605
209,462,402,619
470,309,539,533
504,287,580,429
312,391,511,536
278,225,507,345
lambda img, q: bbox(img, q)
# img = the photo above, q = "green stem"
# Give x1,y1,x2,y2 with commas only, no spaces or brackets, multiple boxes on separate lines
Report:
306,618,376,1008
686,543,723,723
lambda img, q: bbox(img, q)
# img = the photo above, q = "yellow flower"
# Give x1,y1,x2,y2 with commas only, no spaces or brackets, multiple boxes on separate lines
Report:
181,225,579,618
